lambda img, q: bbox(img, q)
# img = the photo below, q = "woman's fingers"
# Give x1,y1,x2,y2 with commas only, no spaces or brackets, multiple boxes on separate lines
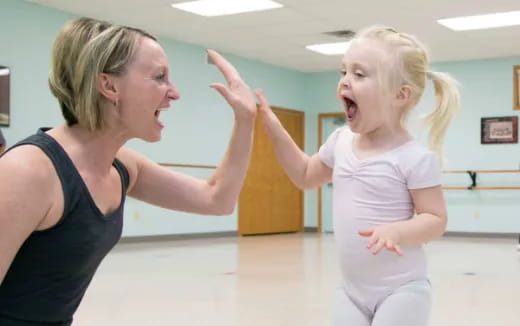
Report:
207,49,240,86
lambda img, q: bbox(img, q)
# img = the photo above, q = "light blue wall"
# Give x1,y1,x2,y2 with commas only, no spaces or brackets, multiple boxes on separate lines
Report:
0,0,75,139
430,58,520,233
308,58,520,233
2,0,519,235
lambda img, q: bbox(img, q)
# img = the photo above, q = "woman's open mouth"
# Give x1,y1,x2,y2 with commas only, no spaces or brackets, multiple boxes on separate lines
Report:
154,108,168,128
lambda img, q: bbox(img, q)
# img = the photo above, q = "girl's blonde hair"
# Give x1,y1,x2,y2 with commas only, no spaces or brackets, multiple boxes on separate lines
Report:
48,17,156,131
355,26,460,162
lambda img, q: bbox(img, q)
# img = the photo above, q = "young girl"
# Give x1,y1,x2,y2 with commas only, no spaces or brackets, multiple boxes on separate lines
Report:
255,26,459,326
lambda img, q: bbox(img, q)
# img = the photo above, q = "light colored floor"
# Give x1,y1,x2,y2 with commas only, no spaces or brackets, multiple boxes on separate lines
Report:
74,233,520,326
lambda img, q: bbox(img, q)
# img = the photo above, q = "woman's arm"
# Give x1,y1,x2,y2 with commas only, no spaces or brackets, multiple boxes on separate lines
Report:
0,146,58,284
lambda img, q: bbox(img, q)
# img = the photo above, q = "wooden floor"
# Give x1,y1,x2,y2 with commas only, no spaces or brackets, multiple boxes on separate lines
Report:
73,233,520,325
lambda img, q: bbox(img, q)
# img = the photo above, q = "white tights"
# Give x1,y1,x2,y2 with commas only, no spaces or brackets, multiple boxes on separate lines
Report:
332,280,432,326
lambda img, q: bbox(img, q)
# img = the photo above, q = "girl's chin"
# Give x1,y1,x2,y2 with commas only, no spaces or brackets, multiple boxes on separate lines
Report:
347,121,364,134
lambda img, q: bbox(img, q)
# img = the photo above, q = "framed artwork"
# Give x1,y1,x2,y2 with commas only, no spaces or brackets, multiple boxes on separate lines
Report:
0,66,10,126
515,65,520,111
481,116,518,144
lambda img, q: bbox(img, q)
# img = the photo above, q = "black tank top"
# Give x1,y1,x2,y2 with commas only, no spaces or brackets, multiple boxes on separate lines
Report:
0,129,129,325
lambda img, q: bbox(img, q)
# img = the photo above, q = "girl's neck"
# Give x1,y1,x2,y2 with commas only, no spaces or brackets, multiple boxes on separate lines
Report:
355,125,412,152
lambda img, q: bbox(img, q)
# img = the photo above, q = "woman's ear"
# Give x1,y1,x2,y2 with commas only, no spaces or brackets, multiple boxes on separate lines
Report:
97,73,118,105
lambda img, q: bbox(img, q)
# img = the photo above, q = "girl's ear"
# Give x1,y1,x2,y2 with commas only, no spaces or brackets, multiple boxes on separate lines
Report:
395,84,412,107
97,73,119,104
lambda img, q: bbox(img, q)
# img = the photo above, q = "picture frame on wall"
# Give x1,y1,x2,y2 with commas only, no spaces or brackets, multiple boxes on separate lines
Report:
0,65,10,126
481,116,518,144
514,65,520,111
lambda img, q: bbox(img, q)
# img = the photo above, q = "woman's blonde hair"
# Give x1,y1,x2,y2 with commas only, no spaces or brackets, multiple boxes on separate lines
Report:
355,26,460,162
48,17,156,131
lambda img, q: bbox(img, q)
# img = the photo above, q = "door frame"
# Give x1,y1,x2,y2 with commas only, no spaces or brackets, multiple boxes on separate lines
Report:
317,112,344,233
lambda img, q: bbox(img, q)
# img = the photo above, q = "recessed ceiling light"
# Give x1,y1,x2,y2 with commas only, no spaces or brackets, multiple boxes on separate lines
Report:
305,42,351,55
438,11,520,31
171,0,283,17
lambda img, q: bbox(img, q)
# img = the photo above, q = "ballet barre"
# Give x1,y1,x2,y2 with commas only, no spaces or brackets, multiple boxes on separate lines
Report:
158,163,217,169
442,169,520,190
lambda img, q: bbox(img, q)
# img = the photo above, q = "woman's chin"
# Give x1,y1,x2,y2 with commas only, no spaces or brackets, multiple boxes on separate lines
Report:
140,132,162,143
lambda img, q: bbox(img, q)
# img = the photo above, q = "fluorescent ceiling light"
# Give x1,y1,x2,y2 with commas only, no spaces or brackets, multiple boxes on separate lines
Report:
171,0,283,17
438,11,520,31
306,41,351,55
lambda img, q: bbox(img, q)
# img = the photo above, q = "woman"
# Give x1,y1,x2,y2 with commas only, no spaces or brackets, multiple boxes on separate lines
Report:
0,17,257,325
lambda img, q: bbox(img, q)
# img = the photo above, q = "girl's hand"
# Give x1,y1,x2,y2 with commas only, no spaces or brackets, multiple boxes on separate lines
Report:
359,224,403,256
254,89,283,133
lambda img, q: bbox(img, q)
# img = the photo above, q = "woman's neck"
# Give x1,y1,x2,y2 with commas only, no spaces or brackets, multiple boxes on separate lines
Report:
47,124,128,173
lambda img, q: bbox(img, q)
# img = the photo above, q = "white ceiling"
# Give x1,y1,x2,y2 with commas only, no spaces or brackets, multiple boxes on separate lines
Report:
25,0,520,72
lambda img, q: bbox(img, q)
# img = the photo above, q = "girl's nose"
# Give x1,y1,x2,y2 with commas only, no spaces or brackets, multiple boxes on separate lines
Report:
340,74,351,88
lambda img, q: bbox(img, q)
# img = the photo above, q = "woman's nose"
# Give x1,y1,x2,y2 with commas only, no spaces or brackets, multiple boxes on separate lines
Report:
168,83,180,100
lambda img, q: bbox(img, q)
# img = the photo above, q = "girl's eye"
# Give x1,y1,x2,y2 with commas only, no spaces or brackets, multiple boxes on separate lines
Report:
355,72,364,77
155,73,166,81
340,70,346,76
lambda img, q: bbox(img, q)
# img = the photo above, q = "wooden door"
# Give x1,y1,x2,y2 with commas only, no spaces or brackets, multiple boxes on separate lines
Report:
238,107,304,235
